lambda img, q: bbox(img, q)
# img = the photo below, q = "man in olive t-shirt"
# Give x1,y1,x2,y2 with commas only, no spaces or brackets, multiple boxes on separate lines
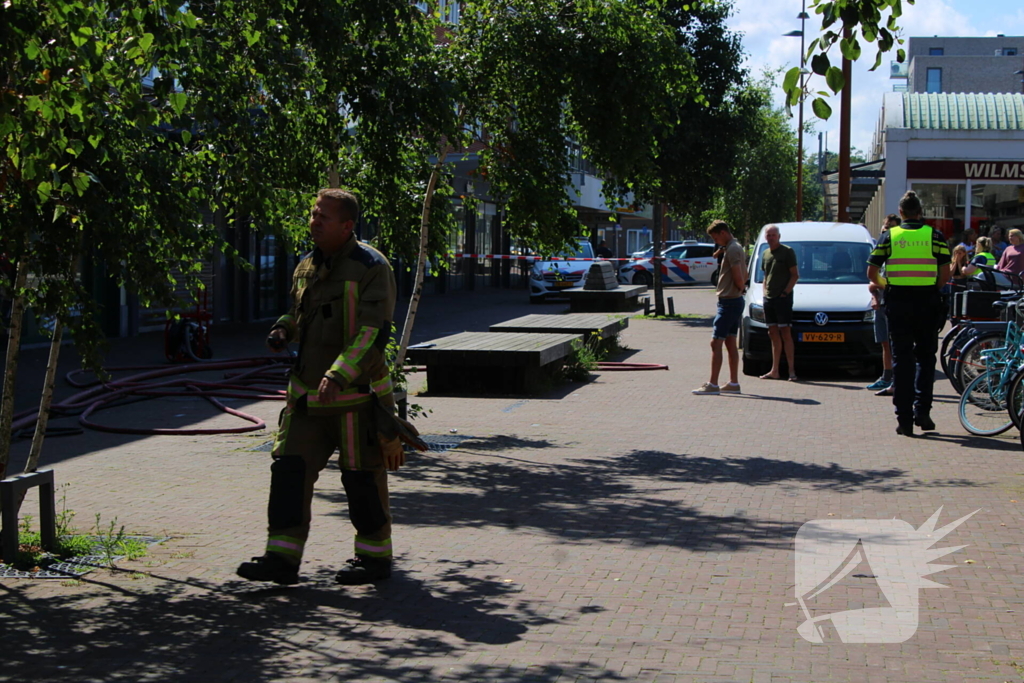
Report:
760,225,799,380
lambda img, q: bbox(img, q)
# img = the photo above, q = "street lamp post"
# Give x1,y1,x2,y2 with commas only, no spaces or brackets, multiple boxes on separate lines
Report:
784,0,810,221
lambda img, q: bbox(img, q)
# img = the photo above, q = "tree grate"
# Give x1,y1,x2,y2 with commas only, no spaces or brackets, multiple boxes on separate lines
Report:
0,535,167,580
413,434,475,453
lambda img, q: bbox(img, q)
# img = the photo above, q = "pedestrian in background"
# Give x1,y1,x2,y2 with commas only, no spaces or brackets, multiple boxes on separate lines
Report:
997,229,1024,275
964,236,995,277
693,220,747,395
758,225,799,381
866,214,902,395
867,191,951,437
990,227,1007,260
596,240,614,259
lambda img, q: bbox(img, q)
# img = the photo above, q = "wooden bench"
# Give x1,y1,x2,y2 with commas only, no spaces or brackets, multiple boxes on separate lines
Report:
489,313,628,349
563,284,646,312
405,331,582,395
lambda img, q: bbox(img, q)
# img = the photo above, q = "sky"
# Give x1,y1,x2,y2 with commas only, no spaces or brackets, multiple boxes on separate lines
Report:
727,0,1024,159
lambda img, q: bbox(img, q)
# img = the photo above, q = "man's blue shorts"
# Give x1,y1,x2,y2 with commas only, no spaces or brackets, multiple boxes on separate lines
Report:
873,306,889,344
712,296,744,339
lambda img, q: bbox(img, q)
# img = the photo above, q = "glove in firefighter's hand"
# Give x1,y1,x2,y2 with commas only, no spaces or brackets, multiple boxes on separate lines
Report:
380,435,405,471
267,327,288,352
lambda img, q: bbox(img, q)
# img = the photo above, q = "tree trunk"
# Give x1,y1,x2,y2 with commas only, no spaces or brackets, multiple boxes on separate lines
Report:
395,139,453,370
14,318,63,512
0,259,30,483
652,201,665,316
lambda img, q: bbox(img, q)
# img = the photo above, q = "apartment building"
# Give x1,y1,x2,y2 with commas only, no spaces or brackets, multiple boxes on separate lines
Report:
891,35,1024,94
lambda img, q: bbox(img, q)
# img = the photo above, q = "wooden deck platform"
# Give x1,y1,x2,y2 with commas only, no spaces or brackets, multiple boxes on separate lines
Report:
489,313,629,339
405,331,582,395
563,284,646,312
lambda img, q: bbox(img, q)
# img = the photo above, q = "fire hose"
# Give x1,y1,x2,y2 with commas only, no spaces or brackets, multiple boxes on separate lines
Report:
11,357,291,439
13,356,667,440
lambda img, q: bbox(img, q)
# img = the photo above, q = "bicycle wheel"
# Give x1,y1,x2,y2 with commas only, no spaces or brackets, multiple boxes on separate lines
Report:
944,325,979,393
940,323,968,378
954,332,1007,396
959,370,1014,436
1008,365,1024,430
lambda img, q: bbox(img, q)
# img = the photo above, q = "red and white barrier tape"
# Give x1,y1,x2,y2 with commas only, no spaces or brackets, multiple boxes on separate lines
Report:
452,253,643,262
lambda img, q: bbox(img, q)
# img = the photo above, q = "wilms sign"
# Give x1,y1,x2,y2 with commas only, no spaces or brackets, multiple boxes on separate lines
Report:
907,159,1024,180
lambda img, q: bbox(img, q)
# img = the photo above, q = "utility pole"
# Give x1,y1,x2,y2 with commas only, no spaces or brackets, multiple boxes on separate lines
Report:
838,28,852,223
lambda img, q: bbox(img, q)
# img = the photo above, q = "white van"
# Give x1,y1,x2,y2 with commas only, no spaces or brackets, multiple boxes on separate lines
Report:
528,238,595,303
740,222,882,376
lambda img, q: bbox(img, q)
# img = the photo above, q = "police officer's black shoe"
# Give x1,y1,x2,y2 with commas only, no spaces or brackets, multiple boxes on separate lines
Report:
236,553,300,585
896,419,915,437
914,412,936,431
335,556,391,585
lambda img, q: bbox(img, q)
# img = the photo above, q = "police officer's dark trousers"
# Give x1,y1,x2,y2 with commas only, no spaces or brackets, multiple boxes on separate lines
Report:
885,289,943,422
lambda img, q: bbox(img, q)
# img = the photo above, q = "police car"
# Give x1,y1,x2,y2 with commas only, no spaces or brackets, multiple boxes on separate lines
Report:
528,239,594,303
618,241,718,287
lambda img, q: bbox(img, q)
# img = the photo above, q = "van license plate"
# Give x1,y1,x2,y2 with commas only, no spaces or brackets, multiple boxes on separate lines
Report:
800,332,844,342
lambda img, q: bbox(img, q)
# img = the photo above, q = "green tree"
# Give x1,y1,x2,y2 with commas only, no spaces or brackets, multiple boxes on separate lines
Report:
783,0,911,119
396,0,701,362
686,77,799,243
602,0,750,314
0,0,450,488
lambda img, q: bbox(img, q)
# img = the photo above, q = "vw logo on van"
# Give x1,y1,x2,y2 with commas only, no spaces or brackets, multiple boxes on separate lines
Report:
814,312,829,326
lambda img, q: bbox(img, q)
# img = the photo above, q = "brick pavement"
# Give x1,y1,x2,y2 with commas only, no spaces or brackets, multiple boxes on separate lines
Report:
2,285,1023,682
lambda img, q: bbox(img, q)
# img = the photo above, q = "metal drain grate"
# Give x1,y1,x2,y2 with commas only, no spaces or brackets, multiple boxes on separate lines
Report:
0,536,168,580
411,434,475,453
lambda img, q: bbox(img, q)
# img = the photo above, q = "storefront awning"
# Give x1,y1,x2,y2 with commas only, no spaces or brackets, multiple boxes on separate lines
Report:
822,158,885,224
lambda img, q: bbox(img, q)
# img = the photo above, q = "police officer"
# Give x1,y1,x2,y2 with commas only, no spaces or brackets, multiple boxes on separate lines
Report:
238,188,405,585
867,190,951,436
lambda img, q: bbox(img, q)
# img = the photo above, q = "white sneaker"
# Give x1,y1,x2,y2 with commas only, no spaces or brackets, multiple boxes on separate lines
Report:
692,382,720,395
720,383,741,393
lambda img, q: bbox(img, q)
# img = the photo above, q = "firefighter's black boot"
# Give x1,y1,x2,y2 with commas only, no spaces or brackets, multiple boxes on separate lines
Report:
237,553,300,585
335,556,391,585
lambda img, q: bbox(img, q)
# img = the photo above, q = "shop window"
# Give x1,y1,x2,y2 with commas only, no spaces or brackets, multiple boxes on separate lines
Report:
1004,48,1018,56
911,183,965,242
970,184,1024,237
926,68,942,93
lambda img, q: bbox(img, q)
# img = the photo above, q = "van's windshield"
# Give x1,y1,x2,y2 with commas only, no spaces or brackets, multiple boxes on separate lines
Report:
753,241,872,284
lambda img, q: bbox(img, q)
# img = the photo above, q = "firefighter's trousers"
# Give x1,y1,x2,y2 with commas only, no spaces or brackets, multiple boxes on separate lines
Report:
264,400,392,565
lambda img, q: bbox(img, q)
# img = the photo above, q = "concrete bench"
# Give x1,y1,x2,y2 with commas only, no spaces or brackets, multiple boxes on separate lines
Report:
405,331,582,395
489,313,628,349
564,284,646,312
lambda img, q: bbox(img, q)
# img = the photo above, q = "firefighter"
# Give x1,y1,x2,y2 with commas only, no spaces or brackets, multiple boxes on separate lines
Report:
867,190,951,437
238,188,410,585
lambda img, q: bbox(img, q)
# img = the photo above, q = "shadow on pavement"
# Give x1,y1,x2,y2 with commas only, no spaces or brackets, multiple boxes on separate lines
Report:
721,393,821,405
915,433,1022,451
363,447,980,554
0,559,623,682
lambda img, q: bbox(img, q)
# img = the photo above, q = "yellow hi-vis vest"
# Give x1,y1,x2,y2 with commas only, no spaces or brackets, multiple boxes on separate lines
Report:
886,225,938,286
977,251,996,266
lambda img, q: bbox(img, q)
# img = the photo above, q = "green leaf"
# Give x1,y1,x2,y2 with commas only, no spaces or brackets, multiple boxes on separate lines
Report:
72,172,90,195
825,66,845,93
811,97,833,120
810,53,830,76
897,48,906,63
244,30,261,47
839,37,862,61
182,11,198,29
25,40,40,60
180,129,192,145
782,66,800,95
37,180,52,202
88,133,102,148
53,205,66,223
140,33,155,52
168,92,187,115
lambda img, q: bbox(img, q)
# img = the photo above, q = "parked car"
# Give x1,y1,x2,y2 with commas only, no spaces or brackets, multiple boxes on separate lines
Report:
740,222,881,376
529,238,595,303
619,242,718,288
631,240,684,260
